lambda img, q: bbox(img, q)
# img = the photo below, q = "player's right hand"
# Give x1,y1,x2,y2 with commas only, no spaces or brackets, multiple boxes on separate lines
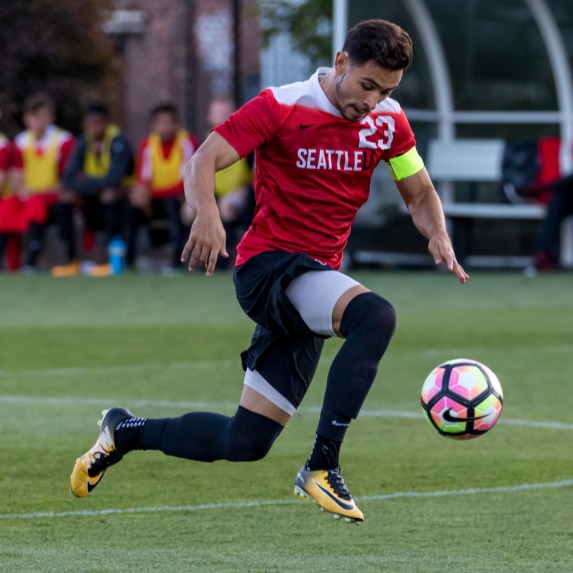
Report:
16,187,30,200
181,207,228,276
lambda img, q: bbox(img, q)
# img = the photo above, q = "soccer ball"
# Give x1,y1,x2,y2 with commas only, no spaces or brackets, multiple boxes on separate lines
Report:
420,359,503,439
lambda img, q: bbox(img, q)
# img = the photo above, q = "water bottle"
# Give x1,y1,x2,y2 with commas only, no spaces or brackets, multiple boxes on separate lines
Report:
108,236,127,275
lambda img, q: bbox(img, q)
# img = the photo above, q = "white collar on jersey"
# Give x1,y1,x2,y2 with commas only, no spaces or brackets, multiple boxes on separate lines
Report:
313,67,343,118
21,124,58,148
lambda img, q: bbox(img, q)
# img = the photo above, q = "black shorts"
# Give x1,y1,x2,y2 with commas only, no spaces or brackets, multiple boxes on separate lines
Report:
233,251,335,410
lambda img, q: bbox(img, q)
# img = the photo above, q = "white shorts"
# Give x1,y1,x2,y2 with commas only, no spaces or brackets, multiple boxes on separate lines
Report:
285,270,362,337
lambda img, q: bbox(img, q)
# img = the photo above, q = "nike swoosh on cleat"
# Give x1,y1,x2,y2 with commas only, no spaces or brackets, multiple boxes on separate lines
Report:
86,474,105,492
443,408,486,423
312,480,355,511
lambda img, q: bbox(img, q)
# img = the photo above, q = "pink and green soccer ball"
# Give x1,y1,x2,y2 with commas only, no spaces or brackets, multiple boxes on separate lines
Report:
421,359,504,439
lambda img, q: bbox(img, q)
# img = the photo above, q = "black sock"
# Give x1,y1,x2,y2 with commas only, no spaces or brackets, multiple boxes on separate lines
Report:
307,434,341,471
115,416,147,452
58,203,76,261
308,292,396,465
119,406,283,463
26,223,45,267
0,234,6,267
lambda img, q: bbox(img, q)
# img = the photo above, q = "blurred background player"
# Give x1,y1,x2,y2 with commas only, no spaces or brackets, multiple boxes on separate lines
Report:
533,172,573,271
7,94,73,273
207,96,254,268
0,126,12,269
128,102,199,273
53,103,134,277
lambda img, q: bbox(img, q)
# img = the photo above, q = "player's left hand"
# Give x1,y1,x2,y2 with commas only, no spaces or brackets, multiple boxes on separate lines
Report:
428,232,469,283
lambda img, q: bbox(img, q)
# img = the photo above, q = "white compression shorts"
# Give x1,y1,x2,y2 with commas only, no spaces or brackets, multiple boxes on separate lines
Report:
285,270,362,337
243,269,362,415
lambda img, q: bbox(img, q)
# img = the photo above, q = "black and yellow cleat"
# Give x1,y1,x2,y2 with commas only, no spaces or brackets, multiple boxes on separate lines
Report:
294,465,364,523
70,407,132,498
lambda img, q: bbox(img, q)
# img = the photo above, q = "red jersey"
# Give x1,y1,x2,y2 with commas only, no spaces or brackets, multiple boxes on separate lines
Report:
0,134,10,173
215,68,420,270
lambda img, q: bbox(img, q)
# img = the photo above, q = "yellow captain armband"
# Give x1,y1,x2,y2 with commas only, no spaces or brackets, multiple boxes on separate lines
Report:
387,147,424,181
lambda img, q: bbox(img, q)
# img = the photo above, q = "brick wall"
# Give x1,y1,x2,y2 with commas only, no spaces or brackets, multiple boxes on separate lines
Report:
110,0,260,146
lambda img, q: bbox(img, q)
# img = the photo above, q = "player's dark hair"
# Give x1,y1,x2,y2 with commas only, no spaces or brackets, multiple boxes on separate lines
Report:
85,102,110,118
23,93,55,114
150,102,179,120
342,19,413,71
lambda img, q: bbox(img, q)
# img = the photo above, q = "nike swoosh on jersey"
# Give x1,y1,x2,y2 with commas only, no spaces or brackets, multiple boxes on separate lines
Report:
299,123,314,129
443,408,486,423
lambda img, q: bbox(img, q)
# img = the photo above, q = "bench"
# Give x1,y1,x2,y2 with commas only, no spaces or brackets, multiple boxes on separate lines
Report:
427,138,573,268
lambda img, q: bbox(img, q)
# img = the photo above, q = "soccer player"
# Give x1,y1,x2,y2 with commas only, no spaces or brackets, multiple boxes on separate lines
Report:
0,130,12,267
71,19,468,522
0,132,9,190
127,103,199,272
52,103,134,277
9,94,74,272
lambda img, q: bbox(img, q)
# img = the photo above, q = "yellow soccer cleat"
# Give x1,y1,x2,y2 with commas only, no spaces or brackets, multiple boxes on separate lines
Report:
70,407,132,498
294,466,364,523
88,263,113,277
51,262,80,277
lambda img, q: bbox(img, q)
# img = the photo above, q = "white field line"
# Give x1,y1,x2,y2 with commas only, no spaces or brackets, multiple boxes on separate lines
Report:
0,360,238,378
1,342,571,379
1,394,572,431
1,479,571,521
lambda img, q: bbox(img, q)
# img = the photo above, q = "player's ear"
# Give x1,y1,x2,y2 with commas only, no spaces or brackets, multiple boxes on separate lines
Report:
334,51,350,75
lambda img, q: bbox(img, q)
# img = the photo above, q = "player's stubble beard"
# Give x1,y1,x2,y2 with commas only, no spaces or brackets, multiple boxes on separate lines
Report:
334,72,368,122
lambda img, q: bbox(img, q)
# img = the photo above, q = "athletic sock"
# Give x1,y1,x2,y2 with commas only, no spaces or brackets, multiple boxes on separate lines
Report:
115,417,147,452
120,406,283,463
306,434,342,471
26,223,45,267
308,292,396,463
57,203,76,261
0,234,6,267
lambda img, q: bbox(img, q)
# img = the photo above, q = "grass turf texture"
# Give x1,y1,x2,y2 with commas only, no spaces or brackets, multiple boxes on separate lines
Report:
0,271,572,572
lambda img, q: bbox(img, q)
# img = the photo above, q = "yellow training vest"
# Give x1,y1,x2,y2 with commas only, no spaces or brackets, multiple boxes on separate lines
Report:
23,129,61,193
149,130,188,191
83,124,121,177
215,158,252,198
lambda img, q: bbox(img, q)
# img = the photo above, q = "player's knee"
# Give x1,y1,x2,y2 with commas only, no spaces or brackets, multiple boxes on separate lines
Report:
225,407,284,462
341,292,397,341
229,432,274,462
368,294,397,334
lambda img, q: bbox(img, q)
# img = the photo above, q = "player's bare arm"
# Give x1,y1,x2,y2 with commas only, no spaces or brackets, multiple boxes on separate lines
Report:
10,168,28,199
181,131,240,275
396,167,469,283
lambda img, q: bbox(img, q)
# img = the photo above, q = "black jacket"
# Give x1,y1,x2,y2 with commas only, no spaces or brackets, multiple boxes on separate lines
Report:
63,132,134,196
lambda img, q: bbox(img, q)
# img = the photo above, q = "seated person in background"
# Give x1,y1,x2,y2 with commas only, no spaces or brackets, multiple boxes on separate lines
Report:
505,137,572,271
0,132,8,189
128,102,199,272
207,96,254,267
7,94,73,272
0,130,12,268
53,103,134,277
533,173,573,271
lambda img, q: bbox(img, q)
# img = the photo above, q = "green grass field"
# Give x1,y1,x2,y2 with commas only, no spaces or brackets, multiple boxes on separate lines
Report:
1,270,572,572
